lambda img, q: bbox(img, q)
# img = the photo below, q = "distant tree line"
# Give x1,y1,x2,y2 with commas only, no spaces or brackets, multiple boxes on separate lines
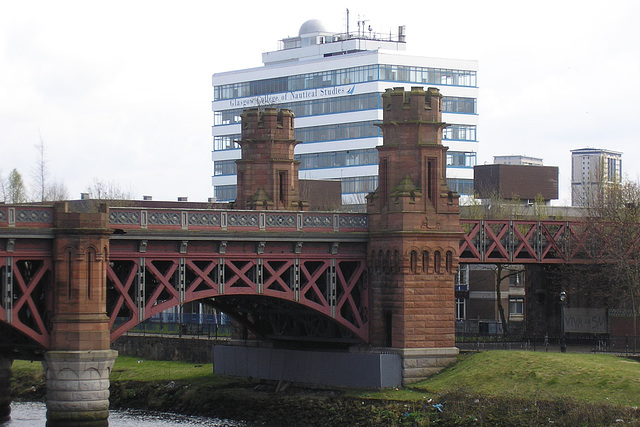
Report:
1,138,133,204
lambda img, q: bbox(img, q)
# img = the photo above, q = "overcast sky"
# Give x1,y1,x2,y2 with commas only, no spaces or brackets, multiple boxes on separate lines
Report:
1,1,638,204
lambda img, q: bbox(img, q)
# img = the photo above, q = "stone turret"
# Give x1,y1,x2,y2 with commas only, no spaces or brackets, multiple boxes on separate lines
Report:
367,87,461,384
235,108,308,211
368,86,459,225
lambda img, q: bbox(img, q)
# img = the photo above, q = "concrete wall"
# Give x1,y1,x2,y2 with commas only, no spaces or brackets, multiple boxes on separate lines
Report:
214,345,402,388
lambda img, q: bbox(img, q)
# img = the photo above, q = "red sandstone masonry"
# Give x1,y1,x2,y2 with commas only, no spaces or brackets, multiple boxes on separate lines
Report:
235,108,308,211
367,87,461,350
51,203,112,351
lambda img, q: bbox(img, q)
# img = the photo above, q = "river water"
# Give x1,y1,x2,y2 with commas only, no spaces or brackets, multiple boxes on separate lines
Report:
2,401,246,426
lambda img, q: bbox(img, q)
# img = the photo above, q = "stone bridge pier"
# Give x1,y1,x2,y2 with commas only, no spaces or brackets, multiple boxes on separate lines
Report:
367,87,461,384
41,203,117,427
0,356,11,422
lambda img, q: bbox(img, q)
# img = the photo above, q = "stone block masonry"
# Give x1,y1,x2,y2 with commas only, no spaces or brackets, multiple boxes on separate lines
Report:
367,87,462,383
0,357,11,422
42,350,117,427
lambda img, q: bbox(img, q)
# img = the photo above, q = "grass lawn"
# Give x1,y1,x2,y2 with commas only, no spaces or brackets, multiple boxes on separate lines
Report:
110,356,221,384
356,351,640,407
13,351,640,407
11,356,232,388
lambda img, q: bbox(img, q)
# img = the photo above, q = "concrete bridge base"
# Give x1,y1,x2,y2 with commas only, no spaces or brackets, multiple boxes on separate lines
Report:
214,342,459,388
42,350,117,427
0,356,11,422
214,342,403,388
394,347,459,385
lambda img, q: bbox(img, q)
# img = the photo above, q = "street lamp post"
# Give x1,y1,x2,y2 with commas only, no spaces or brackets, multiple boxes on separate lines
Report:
560,291,567,353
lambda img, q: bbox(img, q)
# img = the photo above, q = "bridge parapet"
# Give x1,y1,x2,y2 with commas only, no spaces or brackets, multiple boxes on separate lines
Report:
0,205,53,228
108,207,368,233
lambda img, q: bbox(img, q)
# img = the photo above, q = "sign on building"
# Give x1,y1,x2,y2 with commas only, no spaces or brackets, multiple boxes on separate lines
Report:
564,308,607,334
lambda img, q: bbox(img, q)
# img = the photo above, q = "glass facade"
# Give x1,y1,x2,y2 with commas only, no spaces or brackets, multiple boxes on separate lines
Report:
341,176,378,194
298,148,378,170
447,178,474,195
214,64,477,101
443,124,476,141
213,178,380,201
214,93,380,125
214,148,380,176
447,152,477,168
214,185,237,201
214,94,474,126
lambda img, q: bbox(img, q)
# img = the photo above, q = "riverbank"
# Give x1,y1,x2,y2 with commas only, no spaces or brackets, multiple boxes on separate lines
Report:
10,352,640,426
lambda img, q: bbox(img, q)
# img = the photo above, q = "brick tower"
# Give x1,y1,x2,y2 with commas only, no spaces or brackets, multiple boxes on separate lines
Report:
367,87,461,383
235,108,308,210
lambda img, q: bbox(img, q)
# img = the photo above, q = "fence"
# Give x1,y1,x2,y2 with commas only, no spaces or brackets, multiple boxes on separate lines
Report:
456,333,640,355
117,312,233,339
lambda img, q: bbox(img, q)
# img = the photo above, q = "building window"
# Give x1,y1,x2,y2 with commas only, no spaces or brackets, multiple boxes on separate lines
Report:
455,298,466,320
410,251,418,274
296,148,378,170
442,97,477,114
385,251,392,274
214,160,238,176
214,185,237,201
393,250,400,273
214,64,477,101
341,176,378,195
214,93,380,125
446,152,477,168
509,272,523,286
455,264,469,291
434,251,442,274
214,135,241,151
442,125,477,142
447,178,474,195
422,251,429,274
509,298,524,317
295,121,380,144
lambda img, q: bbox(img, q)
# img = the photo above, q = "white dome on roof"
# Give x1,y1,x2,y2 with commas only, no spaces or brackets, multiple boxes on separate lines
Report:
299,19,327,36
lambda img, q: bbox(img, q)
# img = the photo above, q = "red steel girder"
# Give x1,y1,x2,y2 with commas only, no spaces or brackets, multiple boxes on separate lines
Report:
107,253,369,342
0,257,51,348
459,219,601,264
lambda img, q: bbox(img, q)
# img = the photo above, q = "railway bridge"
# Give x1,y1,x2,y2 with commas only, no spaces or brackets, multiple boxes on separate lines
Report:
0,87,607,426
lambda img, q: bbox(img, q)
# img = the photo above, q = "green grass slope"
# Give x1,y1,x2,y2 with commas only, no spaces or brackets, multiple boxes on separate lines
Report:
417,351,640,407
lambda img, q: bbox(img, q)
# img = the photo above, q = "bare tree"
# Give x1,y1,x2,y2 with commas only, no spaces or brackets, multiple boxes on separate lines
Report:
86,178,134,201
33,135,47,202
45,181,69,201
590,181,640,351
490,264,524,336
462,192,527,220
31,135,69,202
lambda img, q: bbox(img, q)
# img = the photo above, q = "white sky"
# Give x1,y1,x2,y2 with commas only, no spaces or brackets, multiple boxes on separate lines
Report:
1,0,638,204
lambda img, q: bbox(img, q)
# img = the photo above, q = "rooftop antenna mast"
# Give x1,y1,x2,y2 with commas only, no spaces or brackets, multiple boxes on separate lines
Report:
346,8,349,38
357,16,369,38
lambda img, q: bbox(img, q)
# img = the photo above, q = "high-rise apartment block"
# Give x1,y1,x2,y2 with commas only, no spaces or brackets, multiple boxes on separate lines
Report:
571,148,622,207
211,18,479,204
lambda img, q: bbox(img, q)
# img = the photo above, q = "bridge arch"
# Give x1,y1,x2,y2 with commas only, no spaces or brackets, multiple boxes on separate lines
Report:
106,253,369,343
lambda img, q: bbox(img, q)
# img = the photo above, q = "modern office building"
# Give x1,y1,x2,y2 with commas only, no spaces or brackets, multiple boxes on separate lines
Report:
474,164,558,203
211,18,479,204
570,148,622,207
493,155,543,166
